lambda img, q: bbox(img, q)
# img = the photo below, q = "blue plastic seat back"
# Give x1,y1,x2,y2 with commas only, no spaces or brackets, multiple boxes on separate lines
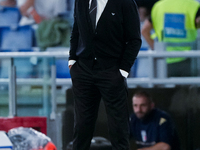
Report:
0,25,33,50
66,0,75,18
0,6,21,27
0,25,34,78
56,59,71,78
0,49,34,78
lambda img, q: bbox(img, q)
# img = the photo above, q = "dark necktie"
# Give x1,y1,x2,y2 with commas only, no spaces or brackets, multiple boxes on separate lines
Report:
89,0,97,30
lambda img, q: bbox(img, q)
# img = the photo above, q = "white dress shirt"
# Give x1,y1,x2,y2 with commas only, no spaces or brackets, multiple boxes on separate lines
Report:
69,0,129,78
89,0,108,26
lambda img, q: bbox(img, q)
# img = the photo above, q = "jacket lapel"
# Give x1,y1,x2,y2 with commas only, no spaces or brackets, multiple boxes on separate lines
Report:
77,0,94,33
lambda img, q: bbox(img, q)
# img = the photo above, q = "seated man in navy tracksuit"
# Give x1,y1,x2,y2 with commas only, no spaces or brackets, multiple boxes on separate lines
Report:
130,90,180,150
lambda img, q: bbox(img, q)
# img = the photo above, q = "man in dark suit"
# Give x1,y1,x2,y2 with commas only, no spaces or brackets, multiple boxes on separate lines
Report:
68,0,141,149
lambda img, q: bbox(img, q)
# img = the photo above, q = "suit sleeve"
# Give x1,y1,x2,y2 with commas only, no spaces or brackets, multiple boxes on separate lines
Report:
69,0,79,61
120,0,142,72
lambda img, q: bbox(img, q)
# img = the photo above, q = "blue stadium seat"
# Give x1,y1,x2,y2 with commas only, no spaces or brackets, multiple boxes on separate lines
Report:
0,25,35,78
0,49,34,78
0,25,33,50
56,59,71,78
66,0,74,18
0,6,21,27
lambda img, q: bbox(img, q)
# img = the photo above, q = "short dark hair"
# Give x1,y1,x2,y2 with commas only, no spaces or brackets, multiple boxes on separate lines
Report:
132,90,153,103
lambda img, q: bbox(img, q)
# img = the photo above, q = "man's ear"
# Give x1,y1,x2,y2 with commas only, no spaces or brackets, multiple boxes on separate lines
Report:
196,16,200,28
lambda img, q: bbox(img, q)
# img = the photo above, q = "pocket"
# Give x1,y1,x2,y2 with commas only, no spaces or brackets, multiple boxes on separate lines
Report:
69,62,77,76
70,62,76,70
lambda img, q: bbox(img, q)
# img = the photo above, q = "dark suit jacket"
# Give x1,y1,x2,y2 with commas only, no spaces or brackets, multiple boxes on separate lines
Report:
69,0,141,72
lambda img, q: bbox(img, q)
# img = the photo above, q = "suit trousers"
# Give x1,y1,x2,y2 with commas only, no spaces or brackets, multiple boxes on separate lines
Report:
70,59,130,150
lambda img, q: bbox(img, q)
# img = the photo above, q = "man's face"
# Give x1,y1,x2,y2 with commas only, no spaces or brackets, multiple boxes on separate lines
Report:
132,96,153,119
138,7,148,22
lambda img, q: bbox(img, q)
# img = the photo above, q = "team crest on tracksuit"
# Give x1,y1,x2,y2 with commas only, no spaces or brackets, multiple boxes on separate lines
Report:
141,130,147,142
